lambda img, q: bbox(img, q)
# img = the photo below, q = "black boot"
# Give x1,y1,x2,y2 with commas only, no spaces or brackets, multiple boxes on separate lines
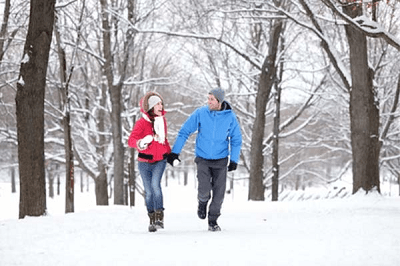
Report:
148,212,157,232
208,219,221,232
197,201,208,219
155,209,164,229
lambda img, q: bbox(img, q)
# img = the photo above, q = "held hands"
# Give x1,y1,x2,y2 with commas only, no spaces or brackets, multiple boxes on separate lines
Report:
228,161,237,172
138,135,153,150
167,153,181,166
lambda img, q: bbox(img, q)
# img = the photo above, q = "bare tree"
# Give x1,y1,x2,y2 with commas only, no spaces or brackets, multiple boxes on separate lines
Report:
0,0,19,67
342,2,380,193
275,0,400,194
53,0,86,213
249,15,284,201
99,0,137,205
16,0,56,218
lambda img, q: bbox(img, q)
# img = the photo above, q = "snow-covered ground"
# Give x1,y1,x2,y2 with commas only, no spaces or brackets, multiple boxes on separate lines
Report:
1,178,399,266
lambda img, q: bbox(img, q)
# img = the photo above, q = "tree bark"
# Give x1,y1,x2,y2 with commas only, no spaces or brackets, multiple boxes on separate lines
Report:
16,0,56,219
271,79,282,201
248,19,283,201
271,30,285,201
11,150,16,193
99,0,125,205
95,165,109,205
0,0,11,65
57,164,60,195
54,15,75,213
48,175,54,199
95,82,109,205
129,114,136,207
343,3,380,194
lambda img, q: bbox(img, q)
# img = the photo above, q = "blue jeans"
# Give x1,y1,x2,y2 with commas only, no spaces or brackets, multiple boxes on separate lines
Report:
138,159,167,213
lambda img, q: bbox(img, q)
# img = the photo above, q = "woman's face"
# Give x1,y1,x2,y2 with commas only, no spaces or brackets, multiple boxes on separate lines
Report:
153,101,163,116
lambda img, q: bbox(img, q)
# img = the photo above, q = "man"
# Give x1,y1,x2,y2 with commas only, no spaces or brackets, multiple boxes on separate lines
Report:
168,88,242,231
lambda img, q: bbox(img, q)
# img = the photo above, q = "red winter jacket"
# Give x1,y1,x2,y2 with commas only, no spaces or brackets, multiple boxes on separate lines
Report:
128,92,171,163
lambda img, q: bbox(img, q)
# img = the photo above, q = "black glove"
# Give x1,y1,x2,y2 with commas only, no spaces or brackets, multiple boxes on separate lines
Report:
167,153,180,166
227,161,237,172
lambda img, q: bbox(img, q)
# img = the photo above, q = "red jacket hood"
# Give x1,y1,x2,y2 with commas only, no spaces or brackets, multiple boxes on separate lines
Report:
139,91,166,119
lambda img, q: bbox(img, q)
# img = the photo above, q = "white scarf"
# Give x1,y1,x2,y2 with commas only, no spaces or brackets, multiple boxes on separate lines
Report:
143,114,165,144
154,116,165,144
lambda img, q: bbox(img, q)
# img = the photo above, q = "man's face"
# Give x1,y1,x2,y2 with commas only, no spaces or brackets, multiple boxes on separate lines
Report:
208,94,221,111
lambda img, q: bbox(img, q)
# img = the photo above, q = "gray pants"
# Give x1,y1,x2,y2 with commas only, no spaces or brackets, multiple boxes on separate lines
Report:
195,157,228,221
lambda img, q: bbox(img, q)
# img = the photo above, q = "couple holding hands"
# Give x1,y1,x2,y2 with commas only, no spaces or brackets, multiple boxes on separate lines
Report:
128,88,242,232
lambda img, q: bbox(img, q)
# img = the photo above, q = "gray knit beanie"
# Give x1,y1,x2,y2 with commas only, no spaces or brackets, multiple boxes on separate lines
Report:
209,88,225,103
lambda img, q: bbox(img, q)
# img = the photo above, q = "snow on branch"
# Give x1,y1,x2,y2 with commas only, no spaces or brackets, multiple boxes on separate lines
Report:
279,113,318,139
106,8,261,71
381,153,400,162
263,155,336,186
140,29,262,70
380,74,400,141
123,76,176,86
73,143,98,179
322,0,400,51
266,1,351,90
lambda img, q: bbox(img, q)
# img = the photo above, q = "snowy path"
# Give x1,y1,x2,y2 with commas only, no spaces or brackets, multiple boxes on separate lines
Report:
1,185,400,266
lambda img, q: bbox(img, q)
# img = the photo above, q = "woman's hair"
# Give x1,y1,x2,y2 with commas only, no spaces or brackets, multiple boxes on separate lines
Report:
147,108,156,119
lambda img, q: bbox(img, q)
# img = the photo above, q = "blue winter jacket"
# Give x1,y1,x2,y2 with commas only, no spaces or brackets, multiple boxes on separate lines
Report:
172,101,242,163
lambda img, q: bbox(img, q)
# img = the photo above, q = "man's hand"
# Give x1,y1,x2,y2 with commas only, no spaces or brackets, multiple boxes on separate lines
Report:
227,161,237,172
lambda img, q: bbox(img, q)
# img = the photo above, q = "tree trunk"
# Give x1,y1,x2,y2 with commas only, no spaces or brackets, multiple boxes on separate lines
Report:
124,179,128,206
95,166,109,205
184,170,188,186
110,87,124,205
64,136,74,213
57,171,60,196
271,82,281,201
54,17,75,213
80,171,84,193
248,19,283,201
398,173,400,196
94,82,109,205
343,3,380,194
271,31,285,201
48,175,54,199
16,0,56,219
99,0,124,205
11,151,16,193
0,0,11,65
129,130,136,207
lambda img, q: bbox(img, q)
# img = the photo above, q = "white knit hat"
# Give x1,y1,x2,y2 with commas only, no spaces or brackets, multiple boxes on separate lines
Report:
147,95,162,111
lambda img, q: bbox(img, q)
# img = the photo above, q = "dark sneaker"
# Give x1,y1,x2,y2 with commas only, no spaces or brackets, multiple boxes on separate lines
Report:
208,220,221,232
197,201,208,219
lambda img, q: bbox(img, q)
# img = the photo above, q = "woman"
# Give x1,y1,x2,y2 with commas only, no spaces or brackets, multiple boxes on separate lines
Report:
128,91,171,232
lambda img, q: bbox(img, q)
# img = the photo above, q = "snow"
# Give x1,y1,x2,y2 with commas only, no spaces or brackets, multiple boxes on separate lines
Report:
17,76,25,87
21,54,29,64
1,179,400,266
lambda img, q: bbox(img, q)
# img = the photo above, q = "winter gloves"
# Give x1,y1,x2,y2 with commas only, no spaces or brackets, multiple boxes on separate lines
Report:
167,153,237,171
167,153,181,166
138,135,153,150
228,161,237,172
